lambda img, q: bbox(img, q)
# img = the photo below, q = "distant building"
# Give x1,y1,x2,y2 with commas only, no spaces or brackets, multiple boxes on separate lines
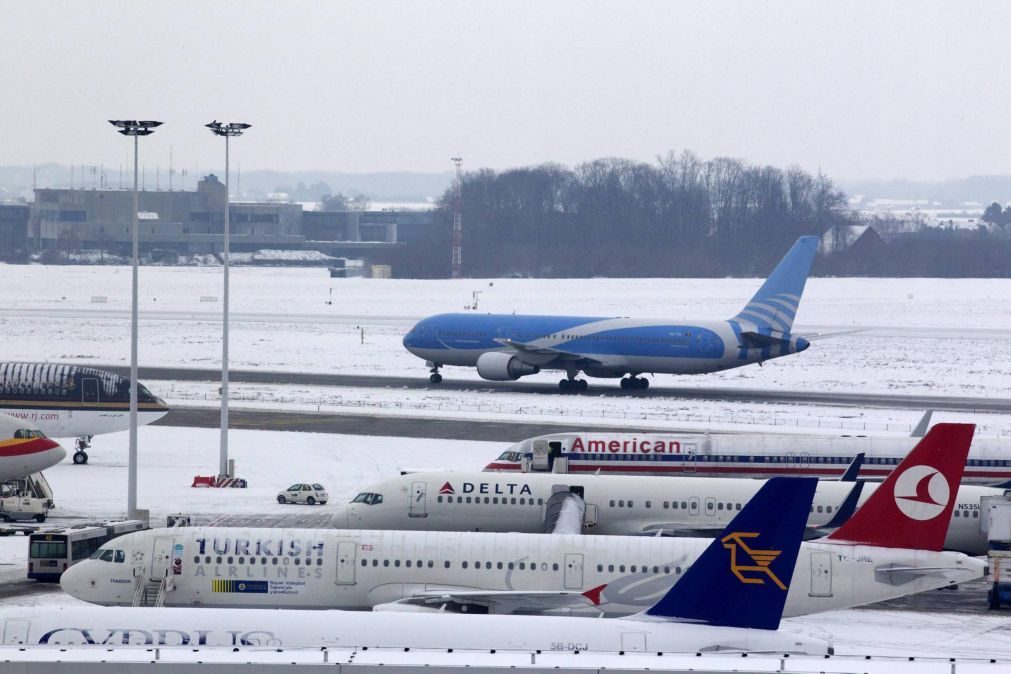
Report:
31,175,303,254
0,203,29,260
820,224,887,275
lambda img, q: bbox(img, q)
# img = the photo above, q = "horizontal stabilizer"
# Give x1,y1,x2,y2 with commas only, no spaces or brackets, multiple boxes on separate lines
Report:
739,330,790,348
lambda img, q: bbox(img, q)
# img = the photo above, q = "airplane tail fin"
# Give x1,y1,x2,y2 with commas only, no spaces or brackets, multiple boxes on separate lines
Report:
638,477,816,630
825,423,975,551
731,236,820,335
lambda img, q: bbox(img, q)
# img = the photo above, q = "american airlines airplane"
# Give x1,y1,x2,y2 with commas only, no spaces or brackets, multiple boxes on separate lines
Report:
0,363,169,464
10,479,832,655
485,427,1011,487
403,236,819,392
0,413,66,481
335,427,1000,554
61,424,984,617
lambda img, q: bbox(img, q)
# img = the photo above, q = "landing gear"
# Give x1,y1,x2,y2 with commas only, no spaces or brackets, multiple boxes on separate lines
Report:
427,362,443,384
429,373,443,384
558,378,588,393
73,436,92,465
620,376,650,390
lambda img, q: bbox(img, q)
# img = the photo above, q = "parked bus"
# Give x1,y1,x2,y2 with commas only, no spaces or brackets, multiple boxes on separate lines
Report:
28,520,147,582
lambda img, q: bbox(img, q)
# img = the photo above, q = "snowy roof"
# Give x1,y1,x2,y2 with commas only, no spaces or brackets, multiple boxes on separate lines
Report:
821,225,871,254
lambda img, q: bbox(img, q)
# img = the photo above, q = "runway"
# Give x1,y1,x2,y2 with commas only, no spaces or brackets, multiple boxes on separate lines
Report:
110,365,1011,413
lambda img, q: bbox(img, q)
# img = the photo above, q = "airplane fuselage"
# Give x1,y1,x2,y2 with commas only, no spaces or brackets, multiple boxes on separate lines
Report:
334,471,996,554
61,526,983,617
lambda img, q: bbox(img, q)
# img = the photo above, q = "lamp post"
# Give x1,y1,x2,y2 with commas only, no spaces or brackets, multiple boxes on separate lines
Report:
205,121,251,478
108,119,162,520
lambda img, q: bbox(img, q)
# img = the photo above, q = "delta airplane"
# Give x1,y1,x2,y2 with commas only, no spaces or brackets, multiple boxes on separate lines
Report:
61,424,984,617
485,425,1011,487
403,236,819,392
335,426,999,554
0,413,66,481
0,362,169,464
12,480,831,655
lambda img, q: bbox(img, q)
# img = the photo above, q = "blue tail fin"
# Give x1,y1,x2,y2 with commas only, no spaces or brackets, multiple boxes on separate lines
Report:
732,236,820,334
641,477,817,630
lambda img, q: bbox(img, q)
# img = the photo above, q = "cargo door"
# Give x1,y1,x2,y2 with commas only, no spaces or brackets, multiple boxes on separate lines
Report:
336,541,357,584
82,378,100,406
409,481,427,518
564,553,583,589
621,632,646,652
2,619,29,645
809,551,832,597
151,536,175,581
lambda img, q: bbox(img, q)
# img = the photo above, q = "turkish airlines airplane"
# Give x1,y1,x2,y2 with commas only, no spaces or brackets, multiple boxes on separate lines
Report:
485,426,1011,487
0,362,169,464
403,237,819,392
8,479,831,655
335,426,1000,554
0,413,66,481
61,424,984,617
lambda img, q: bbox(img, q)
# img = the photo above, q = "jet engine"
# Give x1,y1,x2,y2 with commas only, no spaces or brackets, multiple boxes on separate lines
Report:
476,352,540,381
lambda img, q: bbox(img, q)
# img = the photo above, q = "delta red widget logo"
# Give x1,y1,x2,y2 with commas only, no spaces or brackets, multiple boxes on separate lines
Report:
439,482,456,495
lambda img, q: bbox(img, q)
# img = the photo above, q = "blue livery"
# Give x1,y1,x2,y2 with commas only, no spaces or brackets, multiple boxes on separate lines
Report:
404,237,820,392
641,476,817,630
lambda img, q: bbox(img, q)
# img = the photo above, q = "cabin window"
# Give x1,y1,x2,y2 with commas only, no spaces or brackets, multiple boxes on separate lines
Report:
394,560,401,567
493,497,499,504
608,564,614,572
361,559,367,567
717,503,724,511
497,562,503,569
597,564,604,572
272,558,278,565
618,500,625,507
462,561,468,569
444,561,451,568
736,504,742,511
664,566,671,574
663,501,669,509
405,560,412,568
383,560,390,567
610,500,616,507
238,557,245,565
508,562,515,570
485,561,492,569
974,511,979,518
216,557,222,564
619,565,626,572
676,566,682,574
645,501,651,508
437,496,443,503
466,497,472,504
519,562,526,570
631,565,637,572
652,566,659,573
552,563,559,571
511,498,517,505
816,506,823,513
193,556,200,564
372,560,378,567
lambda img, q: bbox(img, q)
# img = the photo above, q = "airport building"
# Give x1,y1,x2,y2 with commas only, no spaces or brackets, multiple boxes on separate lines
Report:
0,203,29,261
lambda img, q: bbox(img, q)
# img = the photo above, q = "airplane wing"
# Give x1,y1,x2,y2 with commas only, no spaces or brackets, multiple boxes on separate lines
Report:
874,564,970,586
640,524,831,540
388,586,606,614
494,338,602,367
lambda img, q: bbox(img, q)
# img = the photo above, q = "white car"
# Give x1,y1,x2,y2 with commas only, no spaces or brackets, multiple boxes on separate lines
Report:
276,483,328,505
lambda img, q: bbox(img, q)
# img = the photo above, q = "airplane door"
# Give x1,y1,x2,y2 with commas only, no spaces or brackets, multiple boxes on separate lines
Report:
82,378,100,405
2,619,29,645
786,452,796,468
336,541,357,584
688,497,700,517
809,552,832,597
409,481,427,518
564,553,583,589
704,497,716,517
683,450,696,473
583,504,598,527
620,632,646,652
151,537,175,581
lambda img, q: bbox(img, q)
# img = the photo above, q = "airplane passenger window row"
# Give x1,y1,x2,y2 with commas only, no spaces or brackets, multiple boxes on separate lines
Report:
813,505,835,514
437,495,545,506
597,563,681,575
436,331,486,338
1,387,69,396
359,558,560,571
194,555,324,566
953,510,980,518
661,501,743,512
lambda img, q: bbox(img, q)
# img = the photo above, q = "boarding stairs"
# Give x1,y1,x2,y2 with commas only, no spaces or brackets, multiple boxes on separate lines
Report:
132,570,171,607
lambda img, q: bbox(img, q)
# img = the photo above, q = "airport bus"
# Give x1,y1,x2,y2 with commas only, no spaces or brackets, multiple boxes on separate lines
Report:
27,520,147,582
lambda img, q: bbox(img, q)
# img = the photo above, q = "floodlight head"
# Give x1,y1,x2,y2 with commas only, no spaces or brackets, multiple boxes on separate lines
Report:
109,120,163,136
206,121,251,137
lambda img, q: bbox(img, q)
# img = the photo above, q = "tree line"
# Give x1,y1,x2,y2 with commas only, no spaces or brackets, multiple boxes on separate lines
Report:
429,152,854,278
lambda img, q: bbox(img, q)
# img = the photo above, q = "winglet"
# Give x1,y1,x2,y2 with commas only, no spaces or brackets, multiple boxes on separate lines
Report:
822,481,865,529
637,477,816,630
825,423,975,551
839,452,865,482
911,410,934,437
732,236,819,334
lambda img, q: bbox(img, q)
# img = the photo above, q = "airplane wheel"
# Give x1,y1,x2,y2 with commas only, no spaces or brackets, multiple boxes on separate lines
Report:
558,379,571,393
638,378,649,390
277,495,286,504
73,451,89,465
577,379,589,392
619,377,630,390
429,373,443,384
306,496,316,505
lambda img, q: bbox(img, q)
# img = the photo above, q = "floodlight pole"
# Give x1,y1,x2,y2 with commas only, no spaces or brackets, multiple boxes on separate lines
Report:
108,120,162,521
206,121,251,478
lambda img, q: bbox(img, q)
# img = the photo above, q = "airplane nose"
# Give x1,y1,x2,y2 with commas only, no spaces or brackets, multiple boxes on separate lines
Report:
331,507,350,529
60,562,87,600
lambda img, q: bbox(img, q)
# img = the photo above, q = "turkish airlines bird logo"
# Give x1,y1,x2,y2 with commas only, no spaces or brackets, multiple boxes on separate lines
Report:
439,482,455,495
893,465,950,521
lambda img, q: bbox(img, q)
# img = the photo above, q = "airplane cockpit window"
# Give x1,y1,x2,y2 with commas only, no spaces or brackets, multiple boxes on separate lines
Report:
351,492,383,505
496,451,523,461
13,429,47,439
115,550,126,563
98,549,115,562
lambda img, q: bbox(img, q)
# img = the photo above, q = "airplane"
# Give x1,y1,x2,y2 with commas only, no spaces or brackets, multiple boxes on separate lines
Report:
0,362,170,464
0,413,66,482
403,236,820,392
61,423,984,617
334,426,1000,554
485,425,1011,487
13,479,831,655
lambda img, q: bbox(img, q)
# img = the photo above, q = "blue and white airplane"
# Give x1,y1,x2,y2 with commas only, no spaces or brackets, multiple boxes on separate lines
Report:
403,237,820,392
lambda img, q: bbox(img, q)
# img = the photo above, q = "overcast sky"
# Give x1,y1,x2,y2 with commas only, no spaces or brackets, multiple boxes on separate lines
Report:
2,1,1007,181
